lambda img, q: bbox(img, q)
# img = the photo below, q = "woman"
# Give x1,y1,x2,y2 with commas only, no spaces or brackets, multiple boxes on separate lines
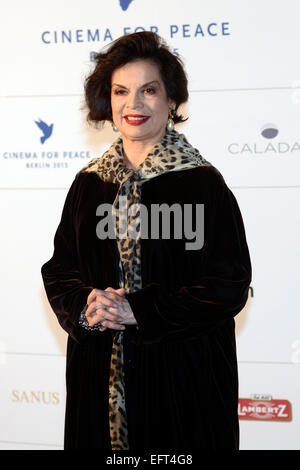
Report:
41,31,252,451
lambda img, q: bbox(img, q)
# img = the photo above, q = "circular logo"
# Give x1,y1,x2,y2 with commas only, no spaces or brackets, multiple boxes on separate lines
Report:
261,124,279,139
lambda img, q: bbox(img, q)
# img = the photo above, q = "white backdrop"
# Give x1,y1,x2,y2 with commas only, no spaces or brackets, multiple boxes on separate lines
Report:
0,0,299,450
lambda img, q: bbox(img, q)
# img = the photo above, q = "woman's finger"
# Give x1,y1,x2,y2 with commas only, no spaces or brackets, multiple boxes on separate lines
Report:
87,288,109,305
85,300,106,318
101,319,125,330
86,311,102,326
86,302,124,325
95,294,118,308
95,307,123,323
87,287,126,307
85,308,125,330
87,288,100,305
105,287,126,296
99,289,127,305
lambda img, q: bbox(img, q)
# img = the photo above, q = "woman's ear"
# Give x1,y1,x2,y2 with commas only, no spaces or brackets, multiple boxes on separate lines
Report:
168,98,176,110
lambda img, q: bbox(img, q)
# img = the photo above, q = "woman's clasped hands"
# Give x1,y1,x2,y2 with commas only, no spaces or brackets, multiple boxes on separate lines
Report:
85,287,137,331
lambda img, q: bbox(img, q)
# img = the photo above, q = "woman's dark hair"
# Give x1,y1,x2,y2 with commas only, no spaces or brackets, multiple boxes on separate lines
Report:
84,31,188,127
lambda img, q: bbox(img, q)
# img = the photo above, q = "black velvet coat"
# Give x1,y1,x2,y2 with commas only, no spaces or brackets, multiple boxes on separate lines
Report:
41,164,252,451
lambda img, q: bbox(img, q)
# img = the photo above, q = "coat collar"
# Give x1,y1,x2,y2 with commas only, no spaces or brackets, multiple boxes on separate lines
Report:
81,129,211,185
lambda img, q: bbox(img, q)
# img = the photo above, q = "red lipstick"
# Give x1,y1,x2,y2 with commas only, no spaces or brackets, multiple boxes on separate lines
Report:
123,114,150,126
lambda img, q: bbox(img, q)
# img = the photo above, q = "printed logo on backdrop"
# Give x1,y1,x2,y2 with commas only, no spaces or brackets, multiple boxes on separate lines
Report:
228,124,300,156
2,118,91,170
238,395,292,421
41,22,230,48
41,0,231,56
11,390,60,405
34,119,53,144
119,0,134,10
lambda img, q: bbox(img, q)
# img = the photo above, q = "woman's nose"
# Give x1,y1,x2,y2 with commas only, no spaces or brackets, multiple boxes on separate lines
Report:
126,91,143,109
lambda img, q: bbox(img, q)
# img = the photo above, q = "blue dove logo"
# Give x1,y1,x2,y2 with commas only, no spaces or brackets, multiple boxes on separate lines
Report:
119,0,134,11
34,118,53,144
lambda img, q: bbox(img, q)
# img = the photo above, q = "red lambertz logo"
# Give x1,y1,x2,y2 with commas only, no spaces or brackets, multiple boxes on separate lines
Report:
238,395,292,421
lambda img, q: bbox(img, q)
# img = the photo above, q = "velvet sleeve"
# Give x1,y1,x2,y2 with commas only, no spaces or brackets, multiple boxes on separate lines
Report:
41,172,94,343
125,174,252,342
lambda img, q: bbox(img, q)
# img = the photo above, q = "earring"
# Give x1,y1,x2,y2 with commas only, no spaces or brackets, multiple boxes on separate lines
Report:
112,122,118,132
167,109,175,132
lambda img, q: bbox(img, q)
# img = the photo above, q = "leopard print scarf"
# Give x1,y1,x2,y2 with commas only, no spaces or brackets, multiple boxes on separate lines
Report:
80,129,211,450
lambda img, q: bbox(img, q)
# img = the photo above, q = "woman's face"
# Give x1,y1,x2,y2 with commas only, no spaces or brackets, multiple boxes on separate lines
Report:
111,59,173,145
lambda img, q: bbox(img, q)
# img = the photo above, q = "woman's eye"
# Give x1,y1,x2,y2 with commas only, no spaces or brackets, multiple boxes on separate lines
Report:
113,89,126,95
144,87,156,95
